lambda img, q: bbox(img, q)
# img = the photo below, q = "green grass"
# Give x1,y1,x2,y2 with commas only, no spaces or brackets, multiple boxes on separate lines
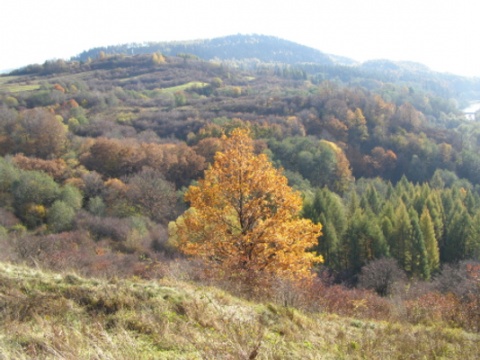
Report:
0,76,40,93
159,81,209,93
0,261,479,359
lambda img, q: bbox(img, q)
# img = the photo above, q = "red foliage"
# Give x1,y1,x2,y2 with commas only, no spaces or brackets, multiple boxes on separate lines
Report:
405,292,460,326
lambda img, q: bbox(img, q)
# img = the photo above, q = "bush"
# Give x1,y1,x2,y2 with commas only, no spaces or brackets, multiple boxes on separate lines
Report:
126,168,177,223
0,208,20,228
12,170,60,220
87,196,106,216
47,201,76,233
75,212,130,242
434,261,480,298
358,258,407,296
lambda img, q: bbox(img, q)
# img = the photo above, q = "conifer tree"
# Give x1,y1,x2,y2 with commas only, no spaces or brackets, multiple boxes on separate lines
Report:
391,201,412,271
425,192,445,246
366,185,382,214
443,205,473,263
420,207,440,273
346,209,388,272
469,210,480,260
303,187,346,270
409,208,430,279
318,213,339,268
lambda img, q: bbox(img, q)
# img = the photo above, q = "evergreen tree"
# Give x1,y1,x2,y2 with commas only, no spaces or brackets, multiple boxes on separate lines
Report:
443,205,473,263
409,208,430,279
318,213,339,268
346,209,388,272
469,210,480,260
303,187,346,269
413,183,430,215
365,185,382,214
391,201,412,272
425,192,445,247
420,207,440,273
464,190,477,216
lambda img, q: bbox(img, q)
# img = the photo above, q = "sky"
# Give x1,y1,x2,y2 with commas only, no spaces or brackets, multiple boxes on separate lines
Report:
2,0,478,77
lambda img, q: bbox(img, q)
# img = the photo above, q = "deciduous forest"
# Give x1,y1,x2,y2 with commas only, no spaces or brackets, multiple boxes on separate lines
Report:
1,35,479,358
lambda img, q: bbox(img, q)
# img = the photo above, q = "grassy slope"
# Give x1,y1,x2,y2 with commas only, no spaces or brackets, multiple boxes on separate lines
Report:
0,262,479,359
0,76,40,93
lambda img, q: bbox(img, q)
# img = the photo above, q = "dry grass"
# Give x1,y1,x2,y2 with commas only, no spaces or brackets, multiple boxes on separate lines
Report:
0,262,479,359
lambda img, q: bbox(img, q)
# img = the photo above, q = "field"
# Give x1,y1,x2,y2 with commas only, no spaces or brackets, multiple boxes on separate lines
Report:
0,76,40,93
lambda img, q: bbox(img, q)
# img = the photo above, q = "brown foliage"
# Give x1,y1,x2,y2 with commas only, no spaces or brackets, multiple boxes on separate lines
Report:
194,137,224,164
12,154,69,182
0,208,20,227
80,137,144,178
14,108,68,158
126,167,177,223
80,138,206,187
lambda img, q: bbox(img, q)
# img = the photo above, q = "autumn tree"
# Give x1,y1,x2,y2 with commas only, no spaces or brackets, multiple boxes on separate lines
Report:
170,129,322,281
151,52,166,65
126,167,177,223
13,108,68,159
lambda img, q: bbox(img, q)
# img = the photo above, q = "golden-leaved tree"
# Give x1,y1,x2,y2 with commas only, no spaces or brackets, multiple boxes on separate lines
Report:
169,128,322,281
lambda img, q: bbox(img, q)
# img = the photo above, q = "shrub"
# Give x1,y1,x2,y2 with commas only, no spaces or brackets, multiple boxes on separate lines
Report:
87,196,106,216
12,170,60,221
358,258,407,296
0,208,20,227
126,168,177,223
75,212,130,242
47,201,76,233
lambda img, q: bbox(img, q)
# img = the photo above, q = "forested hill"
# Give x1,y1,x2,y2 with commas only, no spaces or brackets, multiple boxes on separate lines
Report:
16,34,480,103
0,43,480,348
73,34,341,66
2,42,480,342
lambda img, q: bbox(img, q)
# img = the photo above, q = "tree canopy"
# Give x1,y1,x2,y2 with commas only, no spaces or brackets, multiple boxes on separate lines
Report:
170,129,322,281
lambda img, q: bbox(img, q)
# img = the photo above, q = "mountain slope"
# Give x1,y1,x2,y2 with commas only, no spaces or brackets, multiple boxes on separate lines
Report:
69,34,480,102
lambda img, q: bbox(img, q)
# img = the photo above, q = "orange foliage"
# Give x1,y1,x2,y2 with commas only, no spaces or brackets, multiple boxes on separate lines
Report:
53,84,66,93
12,154,69,181
171,129,322,282
80,138,205,186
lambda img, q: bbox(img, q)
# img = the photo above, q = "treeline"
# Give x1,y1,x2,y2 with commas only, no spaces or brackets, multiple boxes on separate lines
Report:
304,175,480,280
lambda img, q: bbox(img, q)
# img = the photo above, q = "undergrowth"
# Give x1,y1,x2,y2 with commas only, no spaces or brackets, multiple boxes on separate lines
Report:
0,262,479,359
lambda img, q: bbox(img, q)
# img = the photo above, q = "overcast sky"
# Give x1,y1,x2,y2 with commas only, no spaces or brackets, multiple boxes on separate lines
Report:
1,0,478,76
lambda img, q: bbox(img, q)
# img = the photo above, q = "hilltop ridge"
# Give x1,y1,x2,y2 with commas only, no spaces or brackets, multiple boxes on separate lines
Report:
8,34,478,103
73,34,341,66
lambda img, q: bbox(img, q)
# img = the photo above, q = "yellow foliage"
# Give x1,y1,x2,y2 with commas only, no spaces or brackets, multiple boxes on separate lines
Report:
26,204,46,219
170,128,322,281
152,53,166,65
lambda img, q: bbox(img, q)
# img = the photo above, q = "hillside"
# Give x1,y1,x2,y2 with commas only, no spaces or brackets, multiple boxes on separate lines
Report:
2,51,480,271
1,261,479,359
66,34,480,104
1,44,480,356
